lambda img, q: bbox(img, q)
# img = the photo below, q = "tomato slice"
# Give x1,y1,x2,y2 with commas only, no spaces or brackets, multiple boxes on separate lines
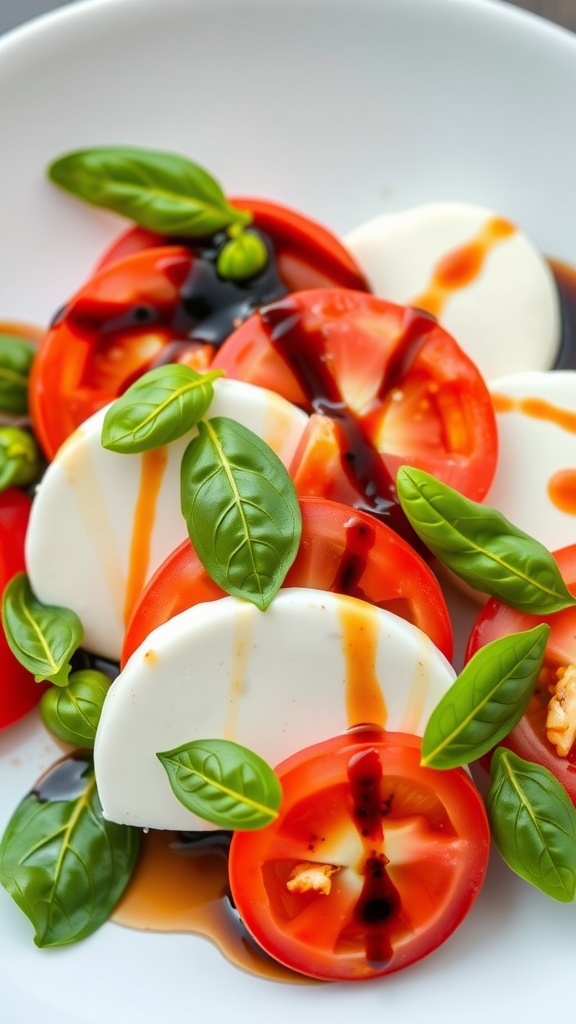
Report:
212,290,498,536
229,729,490,982
466,544,576,802
0,489,47,728
121,496,453,666
94,196,369,293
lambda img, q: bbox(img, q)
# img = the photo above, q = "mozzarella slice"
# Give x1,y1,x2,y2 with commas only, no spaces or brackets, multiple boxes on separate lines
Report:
93,587,456,830
344,202,561,381
25,378,308,661
486,370,576,551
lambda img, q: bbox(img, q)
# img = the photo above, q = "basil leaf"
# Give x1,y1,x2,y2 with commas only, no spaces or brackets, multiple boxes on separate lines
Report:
487,748,576,902
181,416,302,610
40,670,111,748
0,426,43,491
101,365,223,454
48,146,251,237
157,738,282,830
2,573,83,687
396,466,575,614
421,624,549,768
0,333,35,414
216,228,268,282
0,754,140,947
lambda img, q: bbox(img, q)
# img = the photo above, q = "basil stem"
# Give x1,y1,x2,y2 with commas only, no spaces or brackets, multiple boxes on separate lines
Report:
396,466,575,614
0,426,43,491
0,754,140,947
157,738,282,830
0,333,35,414
39,670,112,748
48,146,252,238
101,365,223,454
487,748,576,902
2,573,83,687
421,624,549,769
180,416,302,611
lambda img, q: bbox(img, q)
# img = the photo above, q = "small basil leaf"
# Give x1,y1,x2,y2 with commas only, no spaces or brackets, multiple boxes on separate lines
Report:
487,748,576,902
157,738,282,830
0,333,35,414
2,573,83,687
216,229,268,282
0,426,43,491
101,365,223,454
48,146,251,237
421,624,549,768
0,754,140,947
180,416,302,610
40,670,112,748
396,466,575,614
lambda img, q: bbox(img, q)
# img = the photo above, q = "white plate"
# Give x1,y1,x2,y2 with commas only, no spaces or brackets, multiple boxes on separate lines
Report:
1,0,576,1021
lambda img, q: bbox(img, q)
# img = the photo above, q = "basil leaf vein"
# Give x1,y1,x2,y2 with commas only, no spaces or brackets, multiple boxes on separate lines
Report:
487,748,576,902
157,738,282,830
396,466,575,613
101,365,223,453
2,573,83,686
0,755,140,946
180,416,302,610
48,146,251,237
422,624,549,768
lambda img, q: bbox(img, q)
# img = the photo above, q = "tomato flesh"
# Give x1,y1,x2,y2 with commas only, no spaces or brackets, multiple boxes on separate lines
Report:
213,290,498,539
0,489,46,728
466,544,576,802
121,497,453,666
229,730,490,981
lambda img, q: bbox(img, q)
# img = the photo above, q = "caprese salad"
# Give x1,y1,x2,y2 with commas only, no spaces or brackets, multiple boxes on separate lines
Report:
1,146,576,984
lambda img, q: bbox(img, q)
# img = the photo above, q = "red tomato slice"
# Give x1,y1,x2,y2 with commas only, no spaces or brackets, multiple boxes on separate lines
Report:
229,729,490,982
212,290,498,529
466,544,576,802
121,497,453,667
94,196,369,293
0,489,47,728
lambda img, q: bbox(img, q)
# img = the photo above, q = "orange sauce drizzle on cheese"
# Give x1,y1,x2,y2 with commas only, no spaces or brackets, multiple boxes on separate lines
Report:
410,216,516,317
123,447,169,624
337,598,387,728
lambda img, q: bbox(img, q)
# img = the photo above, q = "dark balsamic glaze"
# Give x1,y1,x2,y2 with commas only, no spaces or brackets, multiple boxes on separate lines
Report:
70,648,120,683
549,260,576,370
33,752,93,803
330,516,376,597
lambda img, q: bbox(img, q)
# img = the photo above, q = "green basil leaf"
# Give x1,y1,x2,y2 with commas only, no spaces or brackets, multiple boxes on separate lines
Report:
48,146,251,237
180,416,302,610
487,748,576,902
0,333,35,414
0,753,140,946
157,738,282,830
422,624,549,768
396,466,575,614
101,365,223,454
216,228,268,282
0,426,43,491
40,670,112,748
2,573,83,687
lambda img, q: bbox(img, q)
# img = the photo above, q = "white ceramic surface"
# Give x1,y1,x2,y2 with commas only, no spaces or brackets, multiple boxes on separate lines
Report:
1,0,576,1022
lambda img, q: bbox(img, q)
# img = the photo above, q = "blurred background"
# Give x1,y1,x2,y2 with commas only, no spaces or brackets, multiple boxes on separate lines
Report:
0,0,575,35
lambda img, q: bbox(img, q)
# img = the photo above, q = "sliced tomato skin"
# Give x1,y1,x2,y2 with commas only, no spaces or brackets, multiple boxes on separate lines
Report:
0,489,47,728
94,196,369,293
121,497,453,666
212,290,498,512
466,544,576,802
229,729,490,982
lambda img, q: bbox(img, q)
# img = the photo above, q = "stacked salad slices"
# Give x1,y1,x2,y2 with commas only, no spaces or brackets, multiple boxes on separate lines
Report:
1,147,576,981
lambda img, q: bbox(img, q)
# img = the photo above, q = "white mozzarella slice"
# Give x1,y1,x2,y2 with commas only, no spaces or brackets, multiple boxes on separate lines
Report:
344,202,561,381
93,588,456,831
487,370,576,551
25,378,308,661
